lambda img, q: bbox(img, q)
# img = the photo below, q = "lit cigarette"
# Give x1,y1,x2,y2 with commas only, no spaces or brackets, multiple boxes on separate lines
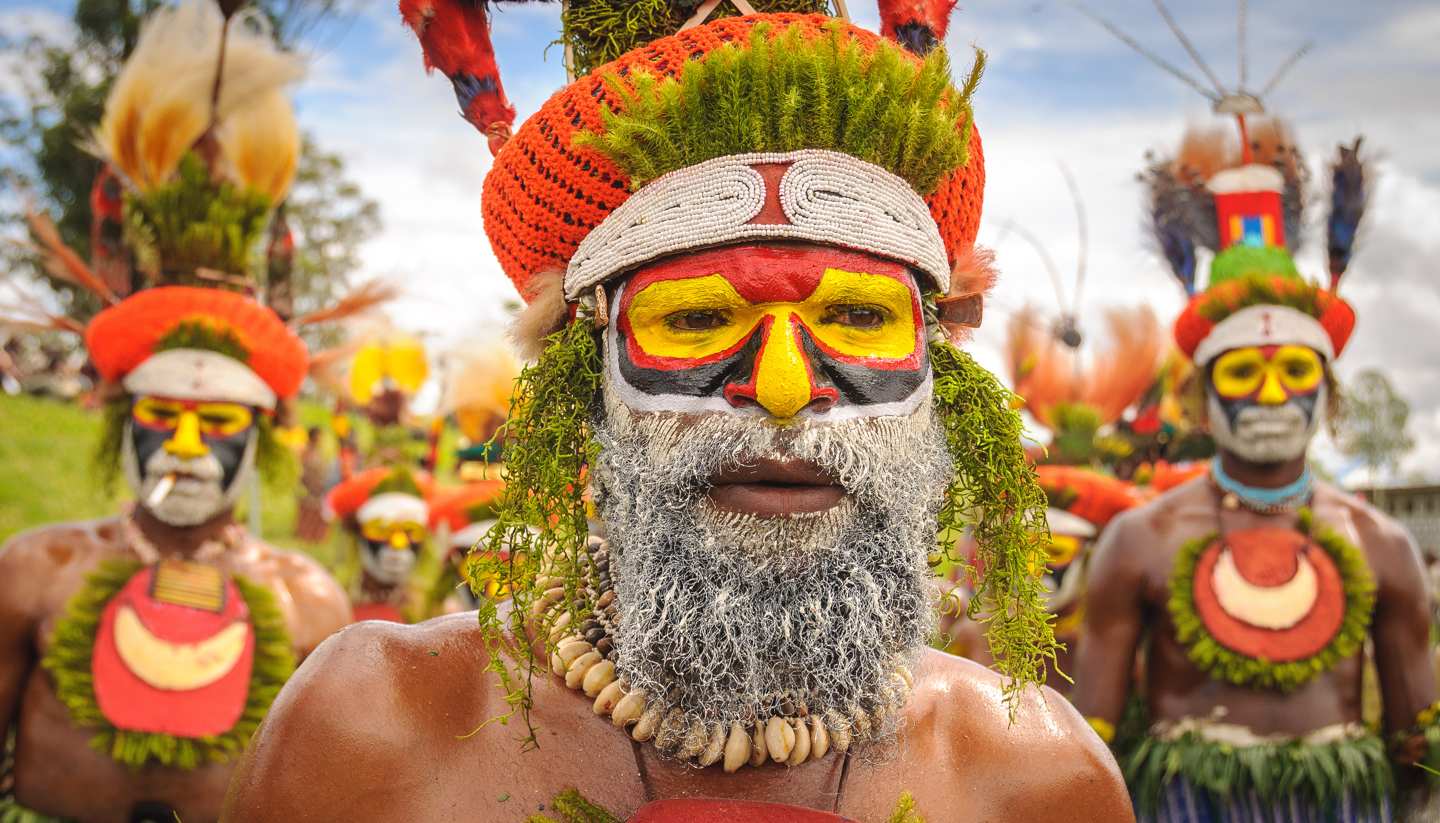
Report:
147,473,177,508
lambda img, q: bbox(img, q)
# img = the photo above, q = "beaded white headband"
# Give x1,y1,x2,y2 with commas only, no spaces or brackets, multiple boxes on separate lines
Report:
564,149,950,300
1193,304,1334,366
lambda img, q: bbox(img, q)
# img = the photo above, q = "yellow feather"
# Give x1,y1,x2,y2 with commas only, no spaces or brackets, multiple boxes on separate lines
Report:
216,91,301,202
94,0,303,198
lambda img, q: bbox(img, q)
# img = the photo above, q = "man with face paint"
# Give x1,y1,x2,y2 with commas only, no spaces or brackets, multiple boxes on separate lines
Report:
327,467,434,623
228,5,1131,821
0,5,351,821
1073,129,1439,820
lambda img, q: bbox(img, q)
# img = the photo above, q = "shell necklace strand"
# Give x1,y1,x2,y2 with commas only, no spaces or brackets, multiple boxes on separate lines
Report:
536,536,914,774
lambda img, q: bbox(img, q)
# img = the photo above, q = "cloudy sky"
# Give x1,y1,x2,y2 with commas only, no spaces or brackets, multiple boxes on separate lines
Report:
3,0,1438,482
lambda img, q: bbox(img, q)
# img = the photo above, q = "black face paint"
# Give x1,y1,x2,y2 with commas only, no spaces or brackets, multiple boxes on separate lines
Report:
129,402,257,491
1205,361,1321,431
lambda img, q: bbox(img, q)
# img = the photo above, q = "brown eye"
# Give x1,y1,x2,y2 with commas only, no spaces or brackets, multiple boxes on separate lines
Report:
667,310,730,331
823,305,887,329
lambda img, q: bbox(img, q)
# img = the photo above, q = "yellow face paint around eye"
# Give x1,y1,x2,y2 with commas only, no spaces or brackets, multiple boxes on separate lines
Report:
362,520,426,546
1046,534,1082,569
1211,348,1268,399
1273,345,1323,394
625,269,918,363
194,402,254,437
1212,345,1323,402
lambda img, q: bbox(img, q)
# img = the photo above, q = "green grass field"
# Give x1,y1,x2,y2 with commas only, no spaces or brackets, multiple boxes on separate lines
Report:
0,393,344,568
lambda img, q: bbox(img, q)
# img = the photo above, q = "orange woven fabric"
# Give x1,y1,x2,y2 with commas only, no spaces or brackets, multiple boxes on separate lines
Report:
85,287,308,400
326,466,435,521
482,13,985,302
427,480,505,531
1036,465,1141,529
1172,276,1354,361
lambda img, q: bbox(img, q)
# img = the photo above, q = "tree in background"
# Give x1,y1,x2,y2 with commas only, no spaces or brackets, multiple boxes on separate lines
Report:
1334,369,1415,486
0,0,373,324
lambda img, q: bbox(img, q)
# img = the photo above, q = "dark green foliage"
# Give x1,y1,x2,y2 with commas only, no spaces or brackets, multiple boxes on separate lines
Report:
466,319,603,739
1168,508,1375,691
124,153,273,283
40,558,295,770
930,340,1058,709
155,319,251,362
562,0,833,77
0,797,67,823
1196,272,1321,324
372,467,424,498
1122,726,1393,815
576,22,982,195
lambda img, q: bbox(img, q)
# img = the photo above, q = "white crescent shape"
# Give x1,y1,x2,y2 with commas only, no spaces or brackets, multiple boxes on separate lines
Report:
1211,547,1318,630
113,605,248,691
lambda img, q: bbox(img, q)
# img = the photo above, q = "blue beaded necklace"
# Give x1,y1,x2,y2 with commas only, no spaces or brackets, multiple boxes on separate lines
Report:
1211,456,1313,513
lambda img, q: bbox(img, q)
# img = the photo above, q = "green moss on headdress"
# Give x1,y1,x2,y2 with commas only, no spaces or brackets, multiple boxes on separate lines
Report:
373,467,424,498
1209,245,1300,287
125,152,272,283
930,340,1058,706
1196,272,1321,324
41,558,294,770
576,22,983,196
155,319,251,362
466,319,602,738
562,0,834,77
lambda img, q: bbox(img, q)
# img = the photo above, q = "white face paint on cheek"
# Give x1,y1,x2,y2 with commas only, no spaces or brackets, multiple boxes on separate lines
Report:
1207,382,1325,464
361,543,417,585
123,422,258,527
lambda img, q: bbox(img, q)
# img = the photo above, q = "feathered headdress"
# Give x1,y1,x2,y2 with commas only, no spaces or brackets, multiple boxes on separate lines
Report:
438,341,520,444
879,0,958,56
1080,0,1367,365
1007,304,1163,434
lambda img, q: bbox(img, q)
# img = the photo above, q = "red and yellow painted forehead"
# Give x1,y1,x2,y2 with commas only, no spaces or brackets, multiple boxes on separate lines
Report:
609,243,930,419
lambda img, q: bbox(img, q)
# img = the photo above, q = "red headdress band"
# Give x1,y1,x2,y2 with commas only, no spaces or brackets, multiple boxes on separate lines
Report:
86,287,308,402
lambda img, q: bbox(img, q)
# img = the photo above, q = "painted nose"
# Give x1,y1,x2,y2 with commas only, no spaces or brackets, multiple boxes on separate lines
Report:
1257,369,1289,406
163,411,209,460
724,315,837,419
388,531,412,550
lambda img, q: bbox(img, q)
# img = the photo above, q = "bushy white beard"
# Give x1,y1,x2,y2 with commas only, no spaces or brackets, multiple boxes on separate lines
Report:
122,423,255,527
1207,385,1324,464
591,391,952,743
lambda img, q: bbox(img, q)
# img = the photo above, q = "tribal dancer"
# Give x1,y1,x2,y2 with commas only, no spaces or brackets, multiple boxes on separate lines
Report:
326,467,435,623
1071,65,1436,823
224,3,1130,821
0,4,352,821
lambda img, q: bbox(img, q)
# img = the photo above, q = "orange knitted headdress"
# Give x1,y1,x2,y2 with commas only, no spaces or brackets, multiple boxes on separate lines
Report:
86,286,308,409
479,14,985,329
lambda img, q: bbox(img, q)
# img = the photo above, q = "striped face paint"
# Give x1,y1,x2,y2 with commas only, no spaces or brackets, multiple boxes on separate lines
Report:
605,243,930,420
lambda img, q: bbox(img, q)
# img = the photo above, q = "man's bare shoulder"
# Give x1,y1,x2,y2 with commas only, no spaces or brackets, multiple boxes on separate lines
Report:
243,539,353,643
0,516,124,566
913,650,1134,820
224,613,497,818
1129,475,1214,524
0,516,124,614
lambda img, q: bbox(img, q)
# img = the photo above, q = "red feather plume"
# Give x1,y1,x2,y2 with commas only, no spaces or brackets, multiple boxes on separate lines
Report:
879,0,959,55
399,0,516,155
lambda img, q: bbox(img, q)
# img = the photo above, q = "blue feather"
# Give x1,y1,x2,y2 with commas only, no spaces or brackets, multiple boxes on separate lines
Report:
1327,137,1366,285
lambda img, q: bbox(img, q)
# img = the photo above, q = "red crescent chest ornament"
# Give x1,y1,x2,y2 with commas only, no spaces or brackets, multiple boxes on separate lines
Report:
1191,528,1343,662
92,561,255,739
1169,516,1376,690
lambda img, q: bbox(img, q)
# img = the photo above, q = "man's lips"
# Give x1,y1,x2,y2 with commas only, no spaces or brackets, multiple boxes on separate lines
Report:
705,458,845,517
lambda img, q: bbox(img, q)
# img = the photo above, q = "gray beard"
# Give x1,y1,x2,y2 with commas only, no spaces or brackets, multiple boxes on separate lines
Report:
122,423,255,527
590,393,952,744
1208,387,1323,464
